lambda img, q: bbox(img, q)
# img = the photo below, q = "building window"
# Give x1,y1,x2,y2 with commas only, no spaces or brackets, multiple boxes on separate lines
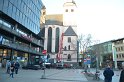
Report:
71,9,74,12
68,45,70,50
121,46,123,51
65,9,68,12
64,46,67,50
117,54,118,58
55,28,60,53
68,37,71,43
118,47,121,51
47,27,52,53
43,12,46,15
122,54,124,58
119,54,121,58
67,54,71,61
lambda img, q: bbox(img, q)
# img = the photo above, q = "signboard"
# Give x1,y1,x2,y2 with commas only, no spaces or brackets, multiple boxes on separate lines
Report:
87,57,91,64
84,56,91,64
42,50,47,54
84,58,87,64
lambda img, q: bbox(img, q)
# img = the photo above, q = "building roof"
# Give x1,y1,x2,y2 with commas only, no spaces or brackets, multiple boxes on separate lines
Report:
45,20,63,26
45,14,63,26
63,0,77,7
111,37,124,42
64,26,77,36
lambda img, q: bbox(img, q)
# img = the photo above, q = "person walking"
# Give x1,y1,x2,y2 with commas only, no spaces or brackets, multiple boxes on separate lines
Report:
103,64,114,82
6,60,11,74
119,62,124,82
14,61,20,74
10,63,14,78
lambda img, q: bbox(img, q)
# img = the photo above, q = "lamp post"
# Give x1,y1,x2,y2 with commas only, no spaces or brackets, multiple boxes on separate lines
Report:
113,46,118,69
41,50,47,79
96,57,98,72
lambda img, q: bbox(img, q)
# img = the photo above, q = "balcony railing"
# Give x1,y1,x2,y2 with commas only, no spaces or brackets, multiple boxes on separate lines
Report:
2,41,42,55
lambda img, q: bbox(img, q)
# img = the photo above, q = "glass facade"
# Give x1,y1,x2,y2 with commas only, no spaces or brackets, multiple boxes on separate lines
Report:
0,0,44,66
0,0,43,34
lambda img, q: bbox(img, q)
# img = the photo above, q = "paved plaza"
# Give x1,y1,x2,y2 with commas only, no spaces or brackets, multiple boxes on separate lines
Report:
0,68,121,82
0,68,86,82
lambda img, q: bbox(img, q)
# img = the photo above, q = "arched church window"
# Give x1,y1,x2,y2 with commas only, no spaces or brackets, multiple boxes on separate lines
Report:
64,46,67,50
47,27,52,53
55,28,60,53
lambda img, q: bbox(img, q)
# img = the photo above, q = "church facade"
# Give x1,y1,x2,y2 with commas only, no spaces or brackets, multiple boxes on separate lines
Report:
44,0,78,65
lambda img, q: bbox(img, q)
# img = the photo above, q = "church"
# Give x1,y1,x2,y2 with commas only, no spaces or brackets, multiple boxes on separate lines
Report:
44,0,78,65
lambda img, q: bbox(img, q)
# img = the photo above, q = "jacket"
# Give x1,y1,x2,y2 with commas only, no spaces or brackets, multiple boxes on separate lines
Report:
119,69,124,82
103,68,114,81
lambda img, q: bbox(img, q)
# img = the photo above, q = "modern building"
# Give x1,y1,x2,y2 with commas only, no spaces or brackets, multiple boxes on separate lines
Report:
112,38,124,69
0,0,44,67
89,41,113,68
90,39,124,69
44,0,78,66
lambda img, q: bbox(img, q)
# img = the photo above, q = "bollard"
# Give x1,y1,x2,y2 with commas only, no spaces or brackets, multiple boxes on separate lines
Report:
41,66,46,79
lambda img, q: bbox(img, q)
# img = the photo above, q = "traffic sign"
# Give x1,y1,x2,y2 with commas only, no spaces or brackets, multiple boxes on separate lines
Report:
87,57,91,64
84,58,87,64
42,50,47,54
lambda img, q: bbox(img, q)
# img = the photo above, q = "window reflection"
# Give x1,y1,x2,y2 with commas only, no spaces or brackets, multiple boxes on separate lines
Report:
1,0,42,34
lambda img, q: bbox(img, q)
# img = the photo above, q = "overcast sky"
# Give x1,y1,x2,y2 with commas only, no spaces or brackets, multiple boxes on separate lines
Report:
42,0,124,43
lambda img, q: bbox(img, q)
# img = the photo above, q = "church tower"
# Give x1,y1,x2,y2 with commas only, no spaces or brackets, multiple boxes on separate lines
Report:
63,0,77,27
62,0,78,65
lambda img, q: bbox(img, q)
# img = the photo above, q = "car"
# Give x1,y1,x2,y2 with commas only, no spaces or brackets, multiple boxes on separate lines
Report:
64,64,71,68
56,62,64,69
43,63,51,68
22,64,41,70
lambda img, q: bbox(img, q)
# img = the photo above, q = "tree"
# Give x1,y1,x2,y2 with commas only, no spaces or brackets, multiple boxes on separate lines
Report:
78,34,92,58
77,34,93,69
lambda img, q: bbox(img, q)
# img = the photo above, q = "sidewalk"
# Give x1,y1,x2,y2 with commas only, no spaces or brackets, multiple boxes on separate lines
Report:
87,68,121,82
45,69,88,82
1,67,120,82
0,68,88,82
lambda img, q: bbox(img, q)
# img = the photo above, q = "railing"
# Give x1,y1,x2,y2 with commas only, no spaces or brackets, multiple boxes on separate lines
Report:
2,41,42,55
0,23,42,46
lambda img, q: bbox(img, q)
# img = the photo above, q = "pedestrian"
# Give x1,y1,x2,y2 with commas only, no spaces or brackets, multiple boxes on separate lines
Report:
14,61,20,74
119,62,124,82
103,64,114,82
6,60,11,74
10,64,14,78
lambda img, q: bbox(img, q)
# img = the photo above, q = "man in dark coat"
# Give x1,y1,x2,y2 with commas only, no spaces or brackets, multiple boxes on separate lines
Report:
14,61,20,74
119,62,124,82
103,65,114,82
